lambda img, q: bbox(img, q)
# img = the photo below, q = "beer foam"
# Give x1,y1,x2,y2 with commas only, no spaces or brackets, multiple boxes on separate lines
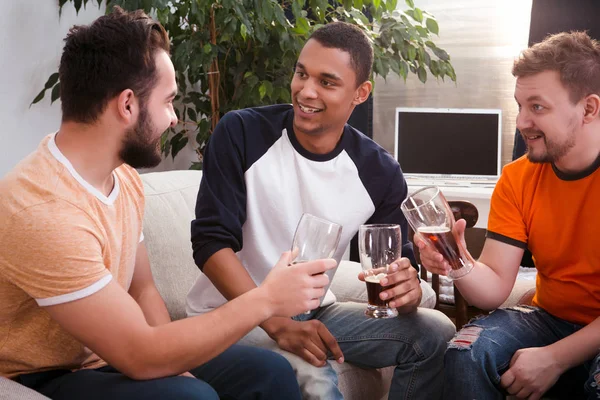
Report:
365,273,387,283
417,226,450,234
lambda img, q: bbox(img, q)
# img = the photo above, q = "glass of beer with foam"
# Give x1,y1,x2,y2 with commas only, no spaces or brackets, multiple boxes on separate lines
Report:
358,224,401,319
401,186,474,280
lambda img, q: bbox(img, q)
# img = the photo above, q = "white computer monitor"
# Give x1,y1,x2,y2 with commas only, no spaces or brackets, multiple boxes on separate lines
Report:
394,107,502,181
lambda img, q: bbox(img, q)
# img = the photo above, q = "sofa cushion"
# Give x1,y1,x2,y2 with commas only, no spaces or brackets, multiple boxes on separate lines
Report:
141,170,203,321
0,377,49,400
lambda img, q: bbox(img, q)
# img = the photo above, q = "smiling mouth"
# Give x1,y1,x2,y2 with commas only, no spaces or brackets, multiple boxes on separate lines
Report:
522,130,544,141
298,103,323,114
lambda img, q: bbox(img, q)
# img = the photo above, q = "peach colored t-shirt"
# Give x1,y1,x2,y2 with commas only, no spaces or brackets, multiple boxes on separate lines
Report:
488,155,600,326
0,133,144,378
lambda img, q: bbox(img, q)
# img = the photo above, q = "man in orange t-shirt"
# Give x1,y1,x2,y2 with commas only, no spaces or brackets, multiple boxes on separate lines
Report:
418,31,600,400
0,7,336,400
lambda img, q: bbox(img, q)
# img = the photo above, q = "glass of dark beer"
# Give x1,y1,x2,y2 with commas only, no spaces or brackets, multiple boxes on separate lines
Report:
291,213,342,313
358,224,401,319
401,186,474,280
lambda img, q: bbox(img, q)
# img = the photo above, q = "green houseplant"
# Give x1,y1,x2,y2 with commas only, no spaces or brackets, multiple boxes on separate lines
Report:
35,0,455,169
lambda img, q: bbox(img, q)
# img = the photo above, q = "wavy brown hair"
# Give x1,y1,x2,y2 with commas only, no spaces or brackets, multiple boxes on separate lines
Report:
512,31,600,103
59,6,170,123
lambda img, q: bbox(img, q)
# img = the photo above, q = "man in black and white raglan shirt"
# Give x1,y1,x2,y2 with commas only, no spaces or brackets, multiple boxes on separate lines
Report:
187,22,455,400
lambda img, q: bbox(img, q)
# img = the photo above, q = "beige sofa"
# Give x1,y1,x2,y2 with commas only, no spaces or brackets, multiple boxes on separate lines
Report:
0,170,535,399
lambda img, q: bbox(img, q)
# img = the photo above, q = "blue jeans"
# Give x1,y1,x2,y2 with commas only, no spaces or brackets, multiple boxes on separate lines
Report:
240,302,456,400
444,306,600,400
17,345,301,400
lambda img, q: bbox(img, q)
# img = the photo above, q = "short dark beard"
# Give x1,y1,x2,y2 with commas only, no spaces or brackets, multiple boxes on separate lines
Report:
524,127,577,164
119,106,162,168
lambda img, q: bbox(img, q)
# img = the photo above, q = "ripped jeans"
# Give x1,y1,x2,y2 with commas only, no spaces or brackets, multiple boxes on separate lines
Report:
443,306,600,400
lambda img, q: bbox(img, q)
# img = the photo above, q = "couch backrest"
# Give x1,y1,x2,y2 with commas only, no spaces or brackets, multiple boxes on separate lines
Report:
140,170,203,321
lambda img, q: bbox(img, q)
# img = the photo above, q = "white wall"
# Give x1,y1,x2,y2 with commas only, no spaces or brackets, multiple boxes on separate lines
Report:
0,1,105,177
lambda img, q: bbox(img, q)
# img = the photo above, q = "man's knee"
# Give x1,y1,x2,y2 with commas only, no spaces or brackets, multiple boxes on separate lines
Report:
243,349,301,399
585,353,600,397
445,318,499,372
255,349,297,378
151,377,219,400
415,309,456,355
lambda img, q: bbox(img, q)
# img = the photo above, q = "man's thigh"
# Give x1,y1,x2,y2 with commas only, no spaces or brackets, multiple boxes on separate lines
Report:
315,302,456,369
190,344,301,400
447,306,573,372
32,367,218,400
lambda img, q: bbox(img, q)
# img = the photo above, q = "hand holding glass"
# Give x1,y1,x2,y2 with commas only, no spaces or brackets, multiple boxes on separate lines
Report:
401,186,474,280
358,224,401,319
291,213,342,313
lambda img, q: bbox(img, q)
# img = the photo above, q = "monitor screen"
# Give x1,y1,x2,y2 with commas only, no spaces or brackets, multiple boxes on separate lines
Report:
394,108,502,179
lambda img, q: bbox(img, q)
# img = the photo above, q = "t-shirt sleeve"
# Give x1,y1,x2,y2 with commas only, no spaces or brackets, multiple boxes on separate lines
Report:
191,111,248,270
0,202,111,306
487,173,528,249
358,165,418,271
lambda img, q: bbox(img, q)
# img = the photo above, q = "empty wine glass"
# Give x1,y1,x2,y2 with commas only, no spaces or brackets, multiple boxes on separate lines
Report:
291,213,342,313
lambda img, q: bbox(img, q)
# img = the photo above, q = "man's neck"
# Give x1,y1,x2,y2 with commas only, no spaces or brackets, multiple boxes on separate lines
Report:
294,127,344,155
554,125,600,174
55,121,122,196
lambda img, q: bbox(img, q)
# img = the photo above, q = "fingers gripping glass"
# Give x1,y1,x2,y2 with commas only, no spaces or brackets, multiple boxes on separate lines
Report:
358,224,401,319
290,213,342,313
401,186,474,280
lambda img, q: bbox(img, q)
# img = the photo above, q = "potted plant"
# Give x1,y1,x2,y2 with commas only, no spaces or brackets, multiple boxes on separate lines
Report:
34,0,455,169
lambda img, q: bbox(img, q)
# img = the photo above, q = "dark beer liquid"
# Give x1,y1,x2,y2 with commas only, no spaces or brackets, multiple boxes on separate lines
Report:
365,275,387,307
418,227,464,270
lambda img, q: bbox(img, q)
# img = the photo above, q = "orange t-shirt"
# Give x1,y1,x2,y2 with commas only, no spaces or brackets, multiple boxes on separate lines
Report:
0,133,144,378
488,155,600,325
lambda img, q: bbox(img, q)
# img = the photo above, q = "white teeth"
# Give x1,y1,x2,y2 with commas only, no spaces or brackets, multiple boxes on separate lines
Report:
299,104,322,113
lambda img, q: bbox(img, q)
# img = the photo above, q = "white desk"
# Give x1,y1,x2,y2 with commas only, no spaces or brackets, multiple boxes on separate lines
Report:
406,182,495,229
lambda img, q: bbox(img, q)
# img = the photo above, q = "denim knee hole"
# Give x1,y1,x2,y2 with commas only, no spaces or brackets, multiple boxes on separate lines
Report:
448,325,483,350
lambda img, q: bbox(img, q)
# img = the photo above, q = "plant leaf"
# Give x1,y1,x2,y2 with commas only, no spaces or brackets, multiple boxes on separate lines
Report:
413,7,423,22
417,64,427,83
259,82,267,100
405,0,415,8
387,0,398,12
30,89,45,106
45,73,59,89
187,107,197,121
50,83,61,104
171,133,188,160
426,18,439,35
74,0,83,13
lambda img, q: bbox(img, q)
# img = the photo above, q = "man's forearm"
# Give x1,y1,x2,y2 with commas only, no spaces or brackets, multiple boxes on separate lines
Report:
453,260,519,310
203,248,289,335
132,286,274,379
203,248,260,298
547,316,600,371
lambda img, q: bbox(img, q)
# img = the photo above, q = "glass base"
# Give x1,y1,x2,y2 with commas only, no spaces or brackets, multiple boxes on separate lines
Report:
448,263,474,280
365,305,398,319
